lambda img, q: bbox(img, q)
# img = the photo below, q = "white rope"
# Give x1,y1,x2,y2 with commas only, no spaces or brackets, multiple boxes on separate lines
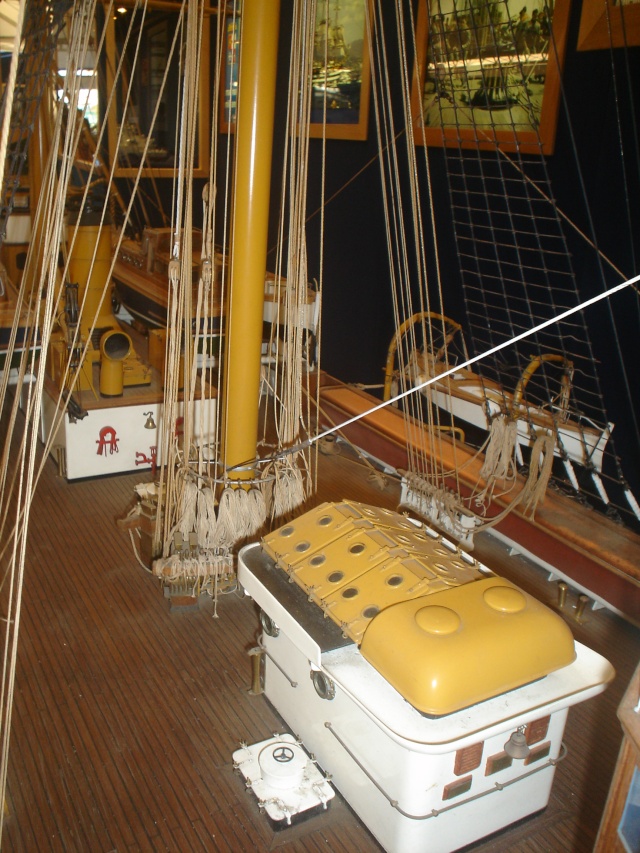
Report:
214,486,266,547
197,486,218,548
154,0,225,564
367,0,460,501
177,480,199,537
480,416,518,483
521,434,555,516
0,4,103,832
0,0,27,194
255,0,317,524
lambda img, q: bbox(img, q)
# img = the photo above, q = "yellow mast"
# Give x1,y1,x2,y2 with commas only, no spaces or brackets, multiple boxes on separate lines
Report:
222,0,281,480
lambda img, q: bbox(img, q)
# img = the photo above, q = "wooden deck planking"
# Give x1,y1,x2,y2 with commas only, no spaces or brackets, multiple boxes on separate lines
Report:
13,612,114,846
0,414,639,851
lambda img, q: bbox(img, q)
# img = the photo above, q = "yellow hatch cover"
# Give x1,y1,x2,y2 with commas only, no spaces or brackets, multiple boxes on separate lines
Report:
261,501,576,715
359,576,576,715
261,501,485,643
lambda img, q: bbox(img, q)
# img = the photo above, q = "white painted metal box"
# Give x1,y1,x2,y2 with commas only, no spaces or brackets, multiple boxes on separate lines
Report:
238,536,613,853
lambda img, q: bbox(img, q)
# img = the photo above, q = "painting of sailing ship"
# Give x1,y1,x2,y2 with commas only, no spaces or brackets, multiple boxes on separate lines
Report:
313,0,360,112
414,0,570,152
310,0,371,137
421,0,552,132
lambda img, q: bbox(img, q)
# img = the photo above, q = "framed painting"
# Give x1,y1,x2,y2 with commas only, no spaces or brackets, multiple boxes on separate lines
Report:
105,4,210,178
577,0,640,51
410,0,571,155
308,0,372,141
220,0,372,140
219,11,240,133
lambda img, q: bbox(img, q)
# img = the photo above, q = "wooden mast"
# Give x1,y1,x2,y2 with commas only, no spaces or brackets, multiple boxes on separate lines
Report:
222,0,281,480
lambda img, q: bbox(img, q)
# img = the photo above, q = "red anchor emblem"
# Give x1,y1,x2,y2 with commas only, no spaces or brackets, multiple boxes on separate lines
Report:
96,426,119,456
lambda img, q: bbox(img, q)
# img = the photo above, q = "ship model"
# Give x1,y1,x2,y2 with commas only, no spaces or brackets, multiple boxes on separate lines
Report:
0,1,637,850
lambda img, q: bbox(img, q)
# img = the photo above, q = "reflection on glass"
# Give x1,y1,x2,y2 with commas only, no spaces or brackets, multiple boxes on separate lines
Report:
311,0,367,126
619,766,640,853
110,8,207,173
422,0,553,136
222,15,240,128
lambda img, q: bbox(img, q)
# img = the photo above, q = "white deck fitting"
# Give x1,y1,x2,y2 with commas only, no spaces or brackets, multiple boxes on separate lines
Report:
36,385,216,480
232,734,335,825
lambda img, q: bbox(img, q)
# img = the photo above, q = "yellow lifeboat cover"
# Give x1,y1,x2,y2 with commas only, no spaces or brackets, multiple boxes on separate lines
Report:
262,501,576,715
359,576,576,715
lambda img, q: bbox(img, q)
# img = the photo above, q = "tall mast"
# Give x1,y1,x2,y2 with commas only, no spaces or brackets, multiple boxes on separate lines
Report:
222,0,281,481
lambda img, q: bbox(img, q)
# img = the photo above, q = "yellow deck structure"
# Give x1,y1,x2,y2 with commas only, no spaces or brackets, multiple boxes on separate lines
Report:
262,501,576,715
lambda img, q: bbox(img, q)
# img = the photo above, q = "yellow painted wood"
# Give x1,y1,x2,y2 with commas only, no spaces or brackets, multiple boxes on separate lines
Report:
222,0,281,479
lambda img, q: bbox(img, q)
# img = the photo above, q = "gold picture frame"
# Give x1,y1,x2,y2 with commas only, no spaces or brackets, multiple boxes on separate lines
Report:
577,0,640,51
105,4,210,178
410,0,571,155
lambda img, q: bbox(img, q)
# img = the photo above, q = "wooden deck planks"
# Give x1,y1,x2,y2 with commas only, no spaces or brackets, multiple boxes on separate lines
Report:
0,419,639,852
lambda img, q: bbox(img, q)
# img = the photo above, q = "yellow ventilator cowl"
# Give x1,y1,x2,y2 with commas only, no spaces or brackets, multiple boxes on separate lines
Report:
99,329,132,396
359,576,576,716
